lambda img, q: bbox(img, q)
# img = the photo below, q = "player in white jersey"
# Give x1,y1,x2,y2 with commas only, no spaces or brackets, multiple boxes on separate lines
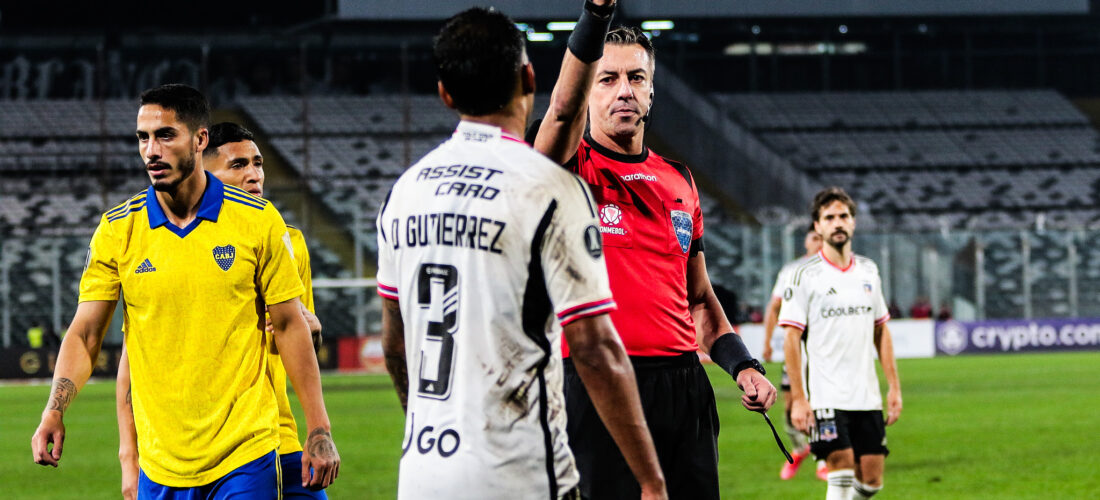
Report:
377,7,665,500
762,224,823,480
778,187,902,500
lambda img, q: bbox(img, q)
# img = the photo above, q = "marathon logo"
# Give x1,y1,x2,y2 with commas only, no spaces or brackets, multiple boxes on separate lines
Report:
820,305,873,319
620,173,657,182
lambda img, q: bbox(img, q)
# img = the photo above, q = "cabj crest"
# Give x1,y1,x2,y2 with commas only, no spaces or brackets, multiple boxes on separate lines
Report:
213,244,236,271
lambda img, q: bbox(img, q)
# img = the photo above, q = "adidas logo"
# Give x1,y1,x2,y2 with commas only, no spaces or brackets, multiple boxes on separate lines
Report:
827,288,837,295
135,259,157,274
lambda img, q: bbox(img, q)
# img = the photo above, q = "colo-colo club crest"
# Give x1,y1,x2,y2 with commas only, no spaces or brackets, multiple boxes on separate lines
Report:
213,244,236,271
670,210,692,253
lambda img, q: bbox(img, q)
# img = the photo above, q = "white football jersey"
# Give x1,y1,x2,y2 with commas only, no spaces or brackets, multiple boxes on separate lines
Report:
766,256,813,355
777,250,890,411
376,121,615,500
770,256,813,302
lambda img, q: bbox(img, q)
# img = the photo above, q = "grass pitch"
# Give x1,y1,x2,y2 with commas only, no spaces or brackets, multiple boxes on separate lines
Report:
1,352,1096,499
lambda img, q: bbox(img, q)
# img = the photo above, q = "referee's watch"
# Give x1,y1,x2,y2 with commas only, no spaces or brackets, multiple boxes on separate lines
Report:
732,358,766,379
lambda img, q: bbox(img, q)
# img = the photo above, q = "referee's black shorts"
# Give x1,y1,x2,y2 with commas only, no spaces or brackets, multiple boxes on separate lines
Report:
563,352,720,500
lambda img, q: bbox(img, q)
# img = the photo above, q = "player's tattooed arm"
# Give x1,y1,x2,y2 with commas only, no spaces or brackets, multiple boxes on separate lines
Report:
307,427,337,459
33,300,117,467
380,297,409,413
47,378,77,414
304,427,340,489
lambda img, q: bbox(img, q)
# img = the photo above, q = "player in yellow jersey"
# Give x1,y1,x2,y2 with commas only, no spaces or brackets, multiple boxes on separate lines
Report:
114,121,329,499
30,84,340,499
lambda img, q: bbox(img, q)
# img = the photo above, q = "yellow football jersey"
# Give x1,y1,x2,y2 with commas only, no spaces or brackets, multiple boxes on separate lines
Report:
269,225,315,454
80,172,304,487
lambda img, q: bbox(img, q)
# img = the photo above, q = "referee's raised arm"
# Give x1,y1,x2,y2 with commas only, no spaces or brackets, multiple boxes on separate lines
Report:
532,0,616,164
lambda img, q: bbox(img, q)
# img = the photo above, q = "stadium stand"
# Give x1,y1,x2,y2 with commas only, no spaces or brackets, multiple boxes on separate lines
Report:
715,89,1100,232
700,88,1100,317
239,95,458,135
3,84,1100,335
239,95,460,228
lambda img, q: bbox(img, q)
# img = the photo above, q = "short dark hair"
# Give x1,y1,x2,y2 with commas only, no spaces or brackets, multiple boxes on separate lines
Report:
433,7,525,116
811,186,857,221
204,122,255,158
139,84,210,134
807,222,818,234
605,26,656,62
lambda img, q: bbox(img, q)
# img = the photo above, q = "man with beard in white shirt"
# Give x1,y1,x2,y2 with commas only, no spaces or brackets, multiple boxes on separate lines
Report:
779,187,903,500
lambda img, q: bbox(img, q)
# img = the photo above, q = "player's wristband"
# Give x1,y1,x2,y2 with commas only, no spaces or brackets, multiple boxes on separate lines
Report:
568,1,615,63
710,333,764,379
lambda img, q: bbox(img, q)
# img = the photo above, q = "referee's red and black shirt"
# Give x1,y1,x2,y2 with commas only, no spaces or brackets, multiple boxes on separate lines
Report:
562,134,705,357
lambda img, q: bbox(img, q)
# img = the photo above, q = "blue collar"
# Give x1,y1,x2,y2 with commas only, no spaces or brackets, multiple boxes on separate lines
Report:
145,171,224,238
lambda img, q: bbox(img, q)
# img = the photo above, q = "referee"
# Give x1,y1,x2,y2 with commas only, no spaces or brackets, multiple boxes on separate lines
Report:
531,25,777,499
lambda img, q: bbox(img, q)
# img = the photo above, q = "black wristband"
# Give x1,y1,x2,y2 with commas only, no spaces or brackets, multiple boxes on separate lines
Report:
585,0,615,18
568,1,615,63
709,333,761,379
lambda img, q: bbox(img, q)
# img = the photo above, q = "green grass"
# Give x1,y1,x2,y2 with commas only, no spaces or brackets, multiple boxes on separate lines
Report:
1,352,1097,499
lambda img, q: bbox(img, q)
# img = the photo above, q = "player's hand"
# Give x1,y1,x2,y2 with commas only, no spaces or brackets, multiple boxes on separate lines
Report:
762,344,774,363
31,410,65,467
591,0,616,6
790,397,813,434
265,306,274,334
120,455,139,500
735,368,777,412
303,427,340,490
886,387,903,426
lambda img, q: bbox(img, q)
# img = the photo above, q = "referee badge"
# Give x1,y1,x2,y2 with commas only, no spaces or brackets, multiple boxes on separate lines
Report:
213,244,236,271
670,210,692,253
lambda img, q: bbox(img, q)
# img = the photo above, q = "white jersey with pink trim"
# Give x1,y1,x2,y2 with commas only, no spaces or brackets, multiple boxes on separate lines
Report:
375,120,614,500
777,250,890,411
769,255,814,303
